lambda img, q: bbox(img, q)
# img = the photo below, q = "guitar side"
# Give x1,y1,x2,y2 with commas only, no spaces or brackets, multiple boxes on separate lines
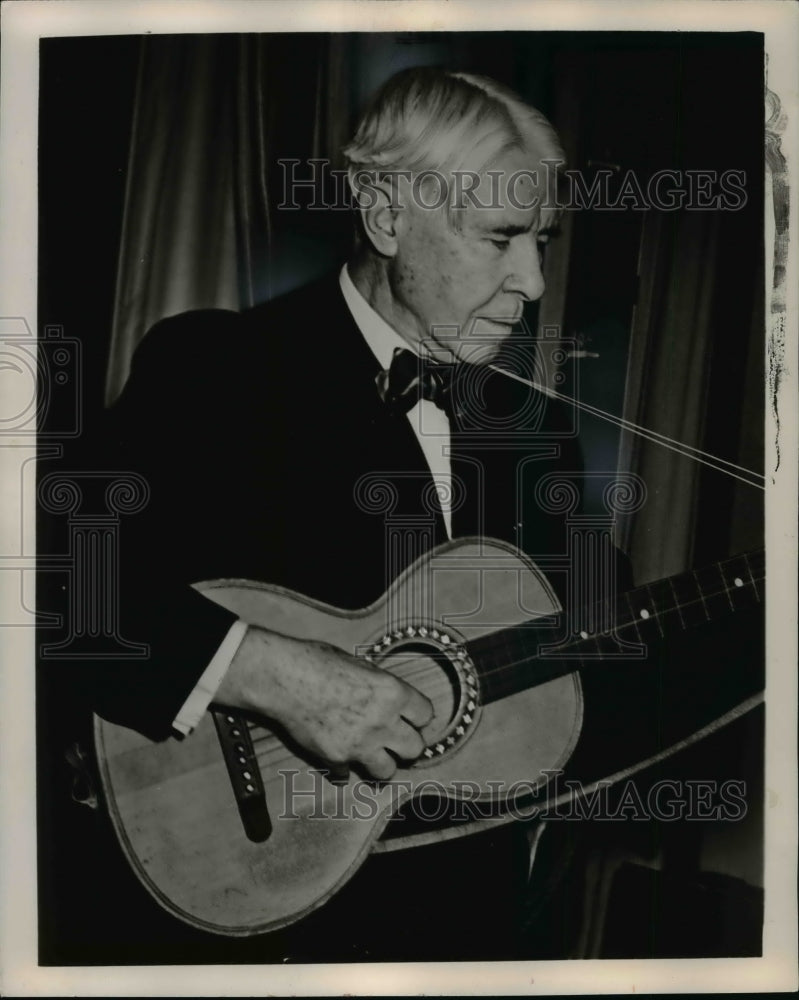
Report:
95,537,583,936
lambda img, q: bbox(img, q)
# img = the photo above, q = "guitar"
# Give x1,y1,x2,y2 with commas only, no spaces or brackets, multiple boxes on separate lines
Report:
94,537,764,937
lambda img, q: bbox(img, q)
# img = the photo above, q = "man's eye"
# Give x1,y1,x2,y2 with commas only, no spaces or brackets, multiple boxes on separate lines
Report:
490,238,510,250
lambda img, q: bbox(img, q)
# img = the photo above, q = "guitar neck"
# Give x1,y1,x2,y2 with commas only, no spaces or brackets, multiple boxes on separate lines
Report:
467,549,765,705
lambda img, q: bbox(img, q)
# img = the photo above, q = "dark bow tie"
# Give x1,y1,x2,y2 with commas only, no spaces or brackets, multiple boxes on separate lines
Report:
376,348,463,418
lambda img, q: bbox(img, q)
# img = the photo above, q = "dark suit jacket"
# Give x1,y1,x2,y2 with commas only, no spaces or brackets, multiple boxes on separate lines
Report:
94,270,585,740
39,271,763,965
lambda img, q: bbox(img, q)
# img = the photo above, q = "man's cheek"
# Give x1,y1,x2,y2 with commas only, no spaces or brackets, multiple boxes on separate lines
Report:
459,339,504,366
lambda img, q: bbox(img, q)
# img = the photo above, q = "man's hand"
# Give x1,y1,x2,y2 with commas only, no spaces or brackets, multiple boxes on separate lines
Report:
215,626,434,780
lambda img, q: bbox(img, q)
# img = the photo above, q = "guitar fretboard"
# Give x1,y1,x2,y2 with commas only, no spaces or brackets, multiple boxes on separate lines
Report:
467,549,765,705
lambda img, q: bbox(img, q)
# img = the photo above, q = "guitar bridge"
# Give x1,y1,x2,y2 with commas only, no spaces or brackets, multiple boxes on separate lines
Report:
212,709,271,843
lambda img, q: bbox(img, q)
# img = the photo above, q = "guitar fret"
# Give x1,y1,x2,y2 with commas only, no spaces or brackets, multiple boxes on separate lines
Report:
690,570,712,622
718,561,736,611
692,569,711,621
670,569,708,628
624,592,643,644
744,553,761,602
719,556,758,610
648,579,687,633
668,576,687,630
644,583,666,639
693,564,734,620
468,548,764,706
625,589,663,645
580,632,603,660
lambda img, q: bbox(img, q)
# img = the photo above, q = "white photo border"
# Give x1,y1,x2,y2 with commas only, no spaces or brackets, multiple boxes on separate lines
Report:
1,1,796,995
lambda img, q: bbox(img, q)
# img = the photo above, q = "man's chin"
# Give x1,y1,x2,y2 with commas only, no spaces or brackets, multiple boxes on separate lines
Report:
424,322,514,366
454,337,509,367
421,341,500,366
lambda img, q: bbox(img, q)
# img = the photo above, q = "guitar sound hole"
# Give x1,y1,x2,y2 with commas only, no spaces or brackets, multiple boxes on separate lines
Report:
382,642,461,747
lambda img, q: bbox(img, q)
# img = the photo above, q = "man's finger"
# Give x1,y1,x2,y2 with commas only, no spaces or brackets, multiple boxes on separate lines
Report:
401,686,435,729
359,747,397,781
385,720,425,762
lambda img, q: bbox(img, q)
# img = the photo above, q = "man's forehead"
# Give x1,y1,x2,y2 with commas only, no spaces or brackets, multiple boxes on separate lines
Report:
455,147,548,216
460,167,546,231
467,199,542,234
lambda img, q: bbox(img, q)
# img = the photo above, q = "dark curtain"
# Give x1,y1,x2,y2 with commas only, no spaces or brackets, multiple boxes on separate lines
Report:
546,38,764,581
105,34,355,403
103,35,765,579
619,208,724,583
103,32,570,403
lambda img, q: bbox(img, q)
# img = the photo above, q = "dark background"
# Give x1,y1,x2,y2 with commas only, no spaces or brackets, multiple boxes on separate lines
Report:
37,31,765,962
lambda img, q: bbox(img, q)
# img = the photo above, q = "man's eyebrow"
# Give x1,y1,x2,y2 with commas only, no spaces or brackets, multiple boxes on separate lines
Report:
486,221,560,238
538,221,561,238
486,223,532,237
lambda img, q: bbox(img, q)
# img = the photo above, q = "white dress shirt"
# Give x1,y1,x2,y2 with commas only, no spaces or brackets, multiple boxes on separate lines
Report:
338,263,454,532
172,265,453,735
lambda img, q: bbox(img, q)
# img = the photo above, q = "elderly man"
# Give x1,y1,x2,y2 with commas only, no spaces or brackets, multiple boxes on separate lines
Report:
91,67,583,963
216,71,565,777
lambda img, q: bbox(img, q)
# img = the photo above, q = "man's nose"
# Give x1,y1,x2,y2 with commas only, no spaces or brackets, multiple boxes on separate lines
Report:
502,234,546,302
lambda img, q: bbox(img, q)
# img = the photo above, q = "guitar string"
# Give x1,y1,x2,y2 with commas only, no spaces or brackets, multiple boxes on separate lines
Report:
215,379,770,787
229,389,766,772
336,558,765,692
445,554,765,670
487,364,766,490
248,565,765,770
247,560,754,767
247,571,763,771
247,564,764,747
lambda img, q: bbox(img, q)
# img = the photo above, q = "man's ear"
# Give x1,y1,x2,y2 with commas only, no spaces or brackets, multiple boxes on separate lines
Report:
350,173,406,257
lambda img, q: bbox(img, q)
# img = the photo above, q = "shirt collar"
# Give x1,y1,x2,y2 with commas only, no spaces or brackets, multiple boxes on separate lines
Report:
339,263,416,371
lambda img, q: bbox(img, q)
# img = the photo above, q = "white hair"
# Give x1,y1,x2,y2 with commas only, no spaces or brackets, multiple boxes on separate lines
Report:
343,66,565,186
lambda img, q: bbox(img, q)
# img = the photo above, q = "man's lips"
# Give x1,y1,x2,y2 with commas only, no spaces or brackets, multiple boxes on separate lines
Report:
477,315,522,326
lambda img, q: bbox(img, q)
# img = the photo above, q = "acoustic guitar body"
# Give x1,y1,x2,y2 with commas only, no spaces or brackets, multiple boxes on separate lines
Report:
95,537,583,936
